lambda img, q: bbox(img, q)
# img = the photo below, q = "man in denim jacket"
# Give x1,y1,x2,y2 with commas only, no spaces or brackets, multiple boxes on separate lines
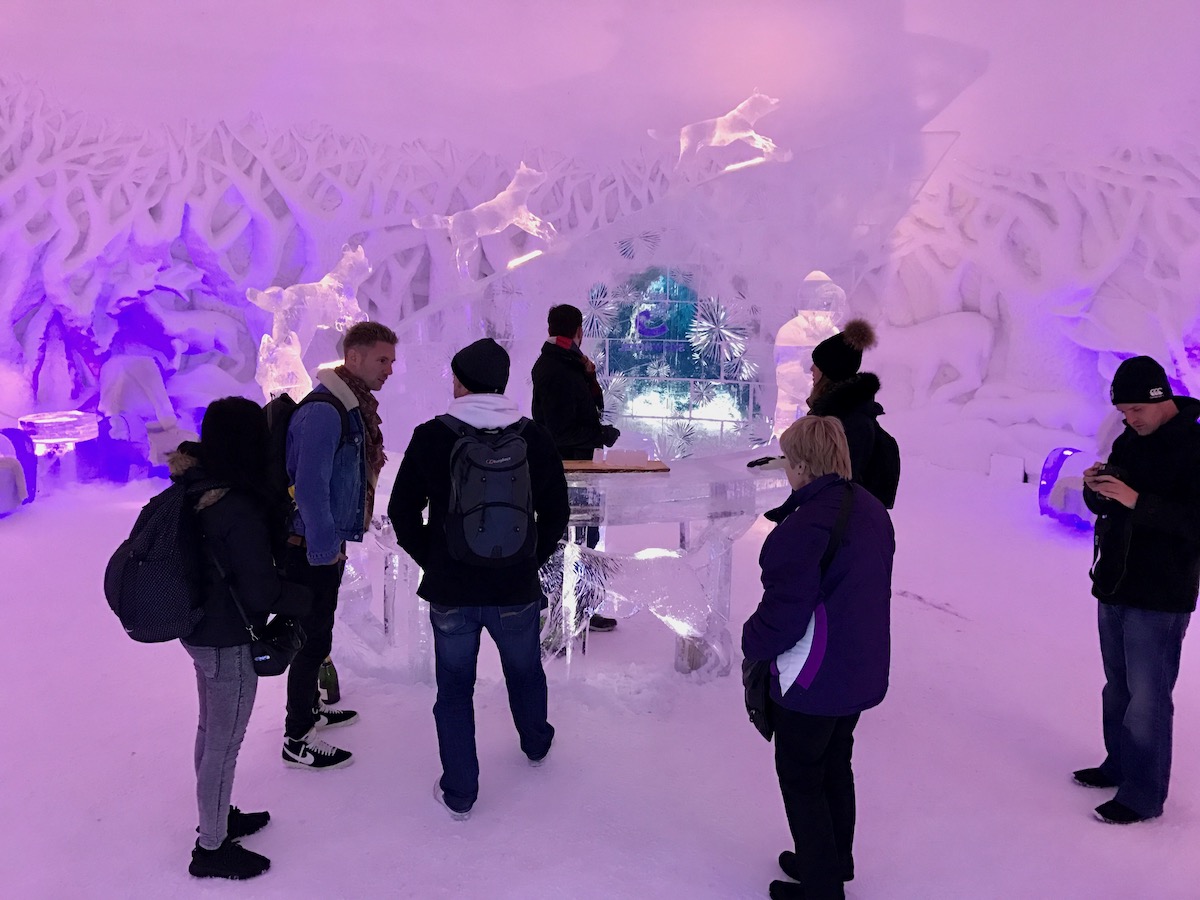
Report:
280,321,397,770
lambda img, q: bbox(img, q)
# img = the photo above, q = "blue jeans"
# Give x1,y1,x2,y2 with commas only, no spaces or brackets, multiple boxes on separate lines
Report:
430,602,554,812
184,643,258,850
1097,603,1190,817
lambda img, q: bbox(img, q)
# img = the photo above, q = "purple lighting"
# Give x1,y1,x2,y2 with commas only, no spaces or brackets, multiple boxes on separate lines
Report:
1038,446,1092,530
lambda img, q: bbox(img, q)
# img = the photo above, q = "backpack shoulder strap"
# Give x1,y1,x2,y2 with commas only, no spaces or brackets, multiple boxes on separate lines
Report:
437,414,477,437
819,482,855,575
298,391,350,445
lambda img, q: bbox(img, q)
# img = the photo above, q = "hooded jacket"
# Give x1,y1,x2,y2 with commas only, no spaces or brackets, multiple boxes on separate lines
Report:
742,474,895,717
388,393,571,607
1084,395,1200,613
170,449,311,647
808,372,885,484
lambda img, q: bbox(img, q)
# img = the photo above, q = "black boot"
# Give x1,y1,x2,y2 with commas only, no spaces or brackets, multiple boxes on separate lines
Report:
188,838,270,880
228,806,270,839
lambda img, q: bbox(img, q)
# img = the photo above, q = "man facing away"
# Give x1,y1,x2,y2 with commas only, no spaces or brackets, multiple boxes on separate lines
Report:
531,303,620,633
1077,355,1200,823
388,338,569,819
281,321,397,769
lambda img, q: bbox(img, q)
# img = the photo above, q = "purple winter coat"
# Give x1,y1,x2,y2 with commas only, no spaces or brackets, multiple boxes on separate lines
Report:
742,474,895,717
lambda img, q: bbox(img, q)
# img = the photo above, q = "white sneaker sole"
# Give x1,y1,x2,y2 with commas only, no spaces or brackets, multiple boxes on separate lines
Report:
432,779,471,821
282,753,354,770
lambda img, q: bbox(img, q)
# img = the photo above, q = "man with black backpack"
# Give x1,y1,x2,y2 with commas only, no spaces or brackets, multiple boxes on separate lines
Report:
388,337,570,820
276,320,397,770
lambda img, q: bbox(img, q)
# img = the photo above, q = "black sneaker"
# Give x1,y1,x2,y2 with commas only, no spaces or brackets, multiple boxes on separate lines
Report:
768,880,805,900
313,701,359,729
282,730,353,769
228,806,270,839
189,838,270,880
1095,799,1159,825
1073,767,1117,788
588,614,618,632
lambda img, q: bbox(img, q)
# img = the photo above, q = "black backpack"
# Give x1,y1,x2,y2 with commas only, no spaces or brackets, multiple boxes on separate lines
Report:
264,390,351,514
438,414,537,568
104,482,205,642
861,420,901,509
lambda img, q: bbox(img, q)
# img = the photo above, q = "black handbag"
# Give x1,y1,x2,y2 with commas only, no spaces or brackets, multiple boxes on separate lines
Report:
743,483,855,741
209,551,306,677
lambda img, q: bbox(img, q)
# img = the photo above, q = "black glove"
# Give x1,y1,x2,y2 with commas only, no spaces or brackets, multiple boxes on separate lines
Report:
601,424,620,447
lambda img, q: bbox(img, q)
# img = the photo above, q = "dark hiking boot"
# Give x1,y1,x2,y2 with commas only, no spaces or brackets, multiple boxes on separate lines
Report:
1073,767,1117,788
588,614,618,632
779,850,853,883
188,838,270,880
1095,799,1160,825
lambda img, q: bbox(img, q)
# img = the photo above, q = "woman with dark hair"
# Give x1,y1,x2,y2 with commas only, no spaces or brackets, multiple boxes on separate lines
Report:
807,319,887,492
171,397,309,880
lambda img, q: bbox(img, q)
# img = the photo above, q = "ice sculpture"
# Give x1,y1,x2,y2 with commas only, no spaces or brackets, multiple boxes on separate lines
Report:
773,272,847,432
868,312,994,405
98,355,198,461
656,92,793,175
412,163,557,278
248,245,370,400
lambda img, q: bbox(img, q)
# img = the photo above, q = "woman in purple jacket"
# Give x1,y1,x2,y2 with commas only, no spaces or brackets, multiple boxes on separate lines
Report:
742,416,895,900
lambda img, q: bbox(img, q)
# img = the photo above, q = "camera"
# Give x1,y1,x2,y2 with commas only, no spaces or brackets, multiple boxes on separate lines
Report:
1093,464,1125,480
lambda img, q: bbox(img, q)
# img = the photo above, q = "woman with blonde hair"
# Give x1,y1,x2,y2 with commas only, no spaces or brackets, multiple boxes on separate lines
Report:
743,416,895,900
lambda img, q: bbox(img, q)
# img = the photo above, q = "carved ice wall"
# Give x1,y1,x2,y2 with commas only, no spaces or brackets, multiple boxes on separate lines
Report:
851,149,1200,443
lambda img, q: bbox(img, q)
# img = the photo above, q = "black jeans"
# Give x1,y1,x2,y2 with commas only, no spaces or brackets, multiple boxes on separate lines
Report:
771,700,860,900
283,544,346,739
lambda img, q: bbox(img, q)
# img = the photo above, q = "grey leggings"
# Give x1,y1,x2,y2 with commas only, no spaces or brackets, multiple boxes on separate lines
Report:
184,643,258,850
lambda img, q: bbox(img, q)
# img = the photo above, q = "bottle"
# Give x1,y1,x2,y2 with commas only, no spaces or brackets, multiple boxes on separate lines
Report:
318,657,341,705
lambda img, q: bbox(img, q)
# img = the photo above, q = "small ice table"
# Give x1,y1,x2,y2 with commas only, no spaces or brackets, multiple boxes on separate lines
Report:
560,454,789,675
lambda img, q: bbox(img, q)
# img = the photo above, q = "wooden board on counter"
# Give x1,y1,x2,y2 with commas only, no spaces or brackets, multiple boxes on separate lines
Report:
562,459,671,474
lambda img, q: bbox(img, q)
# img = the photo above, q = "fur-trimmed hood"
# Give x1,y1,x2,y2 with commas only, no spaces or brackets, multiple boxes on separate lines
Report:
166,444,228,510
811,372,884,420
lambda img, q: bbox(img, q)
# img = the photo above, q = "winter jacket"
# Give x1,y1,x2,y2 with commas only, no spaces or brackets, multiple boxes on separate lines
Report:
1084,395,1200,613
808,372,885,485
531,341,610,461
171,451,312,648
742,474,895,717
286,368,368,565
388,393,571,607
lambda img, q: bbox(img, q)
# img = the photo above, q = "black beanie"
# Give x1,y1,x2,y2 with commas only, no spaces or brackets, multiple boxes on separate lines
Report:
811,319,877,382
451,338,510,394
1110,356,1173,405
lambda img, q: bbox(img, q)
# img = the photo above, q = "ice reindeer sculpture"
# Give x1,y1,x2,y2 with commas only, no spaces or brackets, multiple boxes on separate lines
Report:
653,92,794,174
411,162,558,278
248,245,370,400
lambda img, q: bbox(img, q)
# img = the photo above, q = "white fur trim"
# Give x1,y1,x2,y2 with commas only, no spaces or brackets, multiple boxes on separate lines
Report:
315,366,360,411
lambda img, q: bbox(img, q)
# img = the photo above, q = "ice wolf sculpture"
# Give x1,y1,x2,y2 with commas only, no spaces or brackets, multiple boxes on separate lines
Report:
654,92,794,172
411,162,557,278
248,245,370,400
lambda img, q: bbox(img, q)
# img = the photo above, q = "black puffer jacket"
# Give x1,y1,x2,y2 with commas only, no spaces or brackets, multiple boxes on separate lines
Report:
808,372,886,485
1084,396,1200,613
171,451,311,647
531,341,607,461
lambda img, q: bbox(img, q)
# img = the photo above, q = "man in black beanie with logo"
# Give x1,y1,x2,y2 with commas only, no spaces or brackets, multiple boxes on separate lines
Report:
388,338,569,820
1076,355,1200,824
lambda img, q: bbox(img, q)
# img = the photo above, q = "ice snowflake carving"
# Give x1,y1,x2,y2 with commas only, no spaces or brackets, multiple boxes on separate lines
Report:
584,283,620,338
688,297,749,366
615,230,663,260
689,380,718,406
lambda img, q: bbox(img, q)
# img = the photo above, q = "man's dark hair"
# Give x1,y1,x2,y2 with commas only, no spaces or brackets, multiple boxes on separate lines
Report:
343,321,398,353
547,305,583,338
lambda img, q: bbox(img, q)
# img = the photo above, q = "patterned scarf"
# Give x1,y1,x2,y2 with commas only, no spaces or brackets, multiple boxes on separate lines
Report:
335,365,387,523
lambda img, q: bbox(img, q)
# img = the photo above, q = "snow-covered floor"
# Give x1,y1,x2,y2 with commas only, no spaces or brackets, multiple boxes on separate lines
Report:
3,460,1199,899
